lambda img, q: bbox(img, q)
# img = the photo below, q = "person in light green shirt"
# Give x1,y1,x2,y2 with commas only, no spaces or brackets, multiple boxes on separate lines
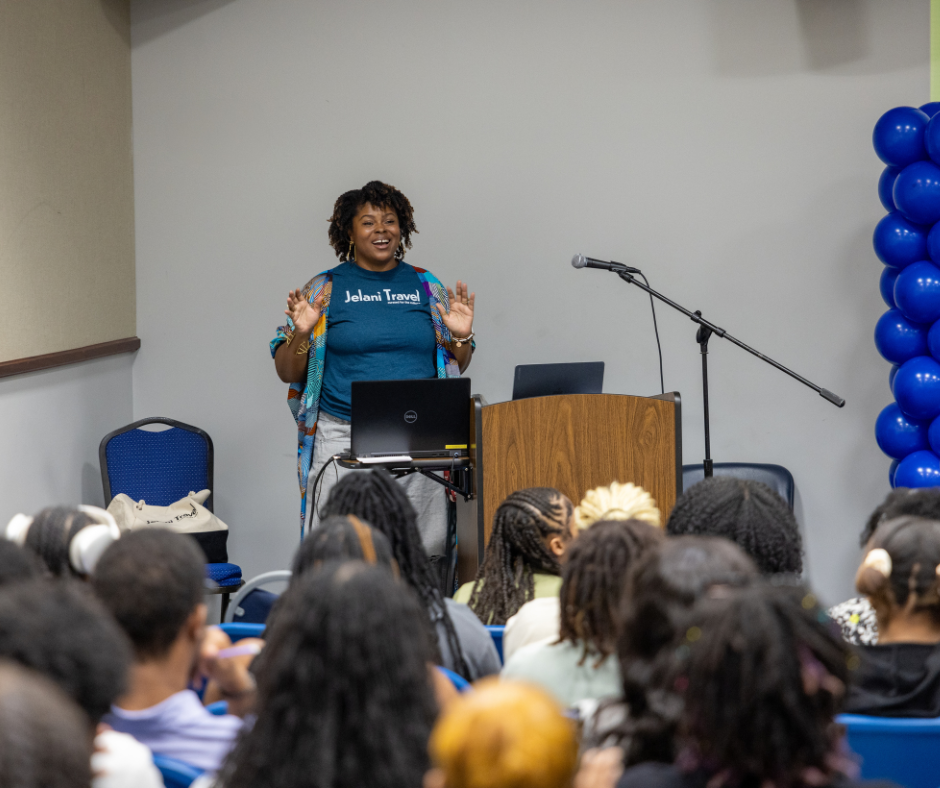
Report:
455,488,575,625
501,519,663,707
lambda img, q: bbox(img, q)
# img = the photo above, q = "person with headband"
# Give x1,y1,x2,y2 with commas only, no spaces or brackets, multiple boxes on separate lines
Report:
4,505,120,579
271,180,476,558
844,515,940,717
575,481,662,531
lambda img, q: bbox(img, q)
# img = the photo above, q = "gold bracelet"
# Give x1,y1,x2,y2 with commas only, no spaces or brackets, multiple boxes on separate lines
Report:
283,328,295,346
452,331,475,348
295,339,312,355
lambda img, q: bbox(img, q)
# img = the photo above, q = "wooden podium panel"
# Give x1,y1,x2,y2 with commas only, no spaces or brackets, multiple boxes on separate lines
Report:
462,393,680,575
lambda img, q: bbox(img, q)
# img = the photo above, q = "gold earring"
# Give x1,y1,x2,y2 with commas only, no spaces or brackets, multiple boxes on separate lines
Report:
348,240,355,261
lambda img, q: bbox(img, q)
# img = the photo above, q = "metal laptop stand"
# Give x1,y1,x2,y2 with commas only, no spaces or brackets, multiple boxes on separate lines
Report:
337,453,474,500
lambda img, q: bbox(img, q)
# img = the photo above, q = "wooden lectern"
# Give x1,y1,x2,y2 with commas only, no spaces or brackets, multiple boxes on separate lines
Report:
456,392,681,584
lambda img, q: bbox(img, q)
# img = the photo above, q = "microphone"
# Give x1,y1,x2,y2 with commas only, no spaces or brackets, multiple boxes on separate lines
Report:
571,254,641,274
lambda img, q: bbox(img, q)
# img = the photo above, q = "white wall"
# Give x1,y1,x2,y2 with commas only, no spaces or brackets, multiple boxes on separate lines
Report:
129,0,928,603
0,355,134,521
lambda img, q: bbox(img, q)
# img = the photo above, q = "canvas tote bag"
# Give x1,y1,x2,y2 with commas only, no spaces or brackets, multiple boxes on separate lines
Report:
106,489,229,562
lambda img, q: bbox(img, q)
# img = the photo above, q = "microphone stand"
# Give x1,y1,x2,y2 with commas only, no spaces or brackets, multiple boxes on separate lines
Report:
613,269,845,478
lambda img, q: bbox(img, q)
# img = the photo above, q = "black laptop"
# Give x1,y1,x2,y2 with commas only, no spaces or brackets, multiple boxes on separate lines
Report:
512,362,604,400
350,378,471,460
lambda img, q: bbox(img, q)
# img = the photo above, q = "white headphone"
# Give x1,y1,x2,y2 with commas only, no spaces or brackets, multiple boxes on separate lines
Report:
3,505,120,575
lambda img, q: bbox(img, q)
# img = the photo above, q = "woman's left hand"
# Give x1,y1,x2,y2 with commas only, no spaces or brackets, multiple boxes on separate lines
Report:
436,280,475,338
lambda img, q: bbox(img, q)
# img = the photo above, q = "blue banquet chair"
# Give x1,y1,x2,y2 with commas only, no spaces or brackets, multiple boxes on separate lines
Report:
681,462,795,510
837,713,940,788
99,417,244,618
151,754,204,788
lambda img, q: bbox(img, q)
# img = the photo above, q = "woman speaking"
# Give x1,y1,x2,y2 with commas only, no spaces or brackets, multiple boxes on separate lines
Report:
271,180,475,559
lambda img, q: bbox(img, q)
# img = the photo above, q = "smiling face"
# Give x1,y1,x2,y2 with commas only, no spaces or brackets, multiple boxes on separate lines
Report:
349,202,401,271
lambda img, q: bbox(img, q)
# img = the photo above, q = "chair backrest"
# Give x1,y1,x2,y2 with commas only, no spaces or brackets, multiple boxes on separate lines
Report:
837,713,940,788
100,418,214,511
152,754,204,788
220,622,266,640
223,570,292,623
485,625,505,663
681,462,795,510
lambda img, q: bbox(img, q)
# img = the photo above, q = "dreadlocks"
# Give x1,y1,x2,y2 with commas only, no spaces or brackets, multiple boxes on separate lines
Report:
666,477,803,575
219,563,437,788
320,469,470,678
24,507,96,578
468,487,573,626
671,583,851,787
558,519,662,666
327,180,417,261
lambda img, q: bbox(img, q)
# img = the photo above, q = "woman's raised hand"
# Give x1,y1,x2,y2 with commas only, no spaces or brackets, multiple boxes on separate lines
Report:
436,280,475,338
285,288,323,335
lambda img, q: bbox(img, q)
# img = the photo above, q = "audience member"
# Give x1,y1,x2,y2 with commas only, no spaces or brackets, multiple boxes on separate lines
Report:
830,487,940,646
575,481,661,531
292,513,397,577
4,505,120,578
93,529,253,773
455,487,574,624
502,520,662,707
845,515,940,717
616,583,877,788
219,562,438,788
0,539,41,586
321,468,500,679
0,660,93,788
0,579,161,788
426,678,578,788
665,477,802,575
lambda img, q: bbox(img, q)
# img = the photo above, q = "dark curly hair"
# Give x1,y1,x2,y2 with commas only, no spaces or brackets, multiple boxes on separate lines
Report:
0,540,41,587
0,579,130,725
321,469,470,677
327,180,417,261
666,477,803,575
219,563,437,788
661,584,851,787
613,536,758,763
859,487,940,547
558,519,662,665
468,487,572,626
292,514,397,579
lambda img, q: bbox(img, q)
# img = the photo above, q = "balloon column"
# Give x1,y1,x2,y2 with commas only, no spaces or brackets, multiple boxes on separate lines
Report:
874,102,940,488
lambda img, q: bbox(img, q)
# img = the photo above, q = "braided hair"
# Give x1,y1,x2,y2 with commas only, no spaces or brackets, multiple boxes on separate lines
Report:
558,519,663,665
24,507,96,578
666,477,803,575
859,487,940,547
468,487,573,626
219,563,437,788
669,584,851,787
320,469,470,677
327,181,418,261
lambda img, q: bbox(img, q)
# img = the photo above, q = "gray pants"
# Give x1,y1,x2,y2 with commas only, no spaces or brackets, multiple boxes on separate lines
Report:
306,411,448,557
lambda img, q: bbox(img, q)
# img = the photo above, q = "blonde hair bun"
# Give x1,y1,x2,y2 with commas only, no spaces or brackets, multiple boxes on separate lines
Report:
575,481,661,530
861,547,892,578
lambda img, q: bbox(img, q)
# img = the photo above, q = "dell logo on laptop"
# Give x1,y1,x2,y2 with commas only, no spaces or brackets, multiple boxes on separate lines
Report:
404,410,418,424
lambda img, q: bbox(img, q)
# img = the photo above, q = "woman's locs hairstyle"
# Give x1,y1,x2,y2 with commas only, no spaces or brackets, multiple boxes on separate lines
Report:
328,181,418,262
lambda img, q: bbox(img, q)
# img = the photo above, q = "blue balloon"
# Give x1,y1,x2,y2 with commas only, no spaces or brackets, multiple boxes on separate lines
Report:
893,161,940,225
890,458,900,487
880,266,900,307
929,413,940,456
873,211,928,268
879,166,901,211
875,106,929,167
894,355,940,420
923,102,940,118
875,402,929,458
875,309,929,364
894,260,940,323
890,363,900,394
894,449,940,487
929,321,940,361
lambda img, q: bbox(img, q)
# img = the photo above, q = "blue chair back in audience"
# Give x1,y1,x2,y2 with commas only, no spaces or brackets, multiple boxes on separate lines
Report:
220,622,266,640
152,754,204,788
437,666,471,693
837,713,940,788
486,625,505,663
681,462,795,510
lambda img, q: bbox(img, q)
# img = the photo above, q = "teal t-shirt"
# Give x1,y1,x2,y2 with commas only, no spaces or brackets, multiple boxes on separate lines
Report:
319,261,437,420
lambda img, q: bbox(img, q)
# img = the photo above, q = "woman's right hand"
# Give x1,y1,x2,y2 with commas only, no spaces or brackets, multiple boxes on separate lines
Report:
285,288,323,335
